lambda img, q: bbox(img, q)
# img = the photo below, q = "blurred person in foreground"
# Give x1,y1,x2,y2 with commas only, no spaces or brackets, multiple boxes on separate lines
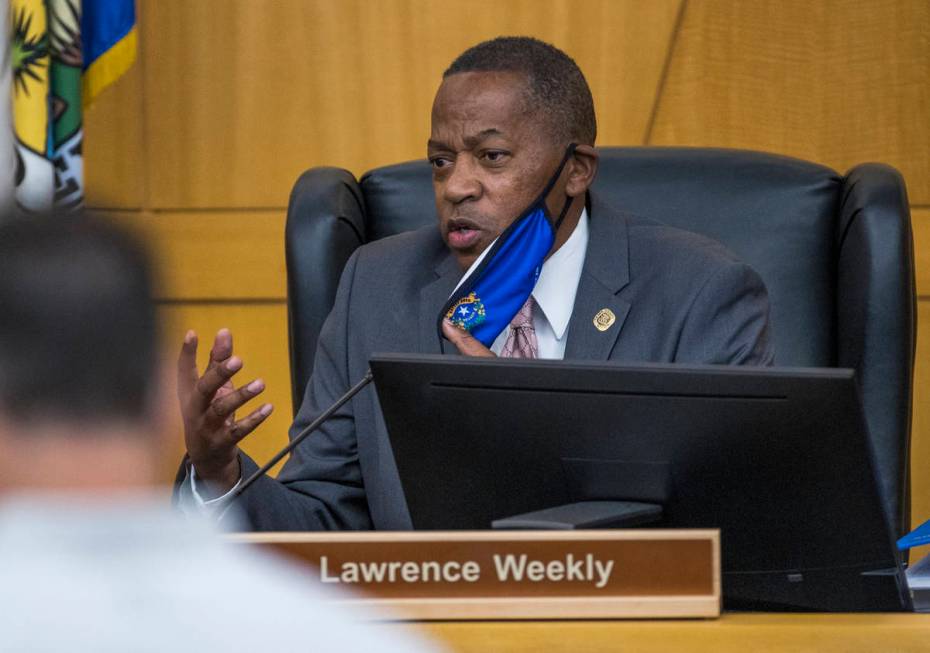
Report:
0,213,440,653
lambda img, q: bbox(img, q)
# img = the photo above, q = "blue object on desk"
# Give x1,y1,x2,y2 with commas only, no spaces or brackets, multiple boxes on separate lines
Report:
898,519,930,550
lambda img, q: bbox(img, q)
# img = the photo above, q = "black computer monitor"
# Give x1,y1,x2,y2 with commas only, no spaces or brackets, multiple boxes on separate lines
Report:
370,353,910,611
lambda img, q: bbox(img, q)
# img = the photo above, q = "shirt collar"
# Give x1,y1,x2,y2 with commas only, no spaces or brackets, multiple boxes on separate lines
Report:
532,207,589,340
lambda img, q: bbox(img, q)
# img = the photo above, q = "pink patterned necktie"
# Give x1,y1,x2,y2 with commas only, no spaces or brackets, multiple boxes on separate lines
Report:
501,297,538,359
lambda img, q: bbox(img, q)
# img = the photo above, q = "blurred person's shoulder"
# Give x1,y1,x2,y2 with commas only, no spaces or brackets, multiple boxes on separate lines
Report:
0,494,444,652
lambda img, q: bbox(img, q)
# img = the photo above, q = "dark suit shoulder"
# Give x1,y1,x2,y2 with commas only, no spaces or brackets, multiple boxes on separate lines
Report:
617,214,764,305
352,224,446,276
341,225,451,317
587,194,753,289
589,199,773,365
625,213,742,273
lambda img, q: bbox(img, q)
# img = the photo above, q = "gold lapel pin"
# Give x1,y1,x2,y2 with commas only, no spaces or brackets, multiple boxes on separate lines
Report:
593,308,616,332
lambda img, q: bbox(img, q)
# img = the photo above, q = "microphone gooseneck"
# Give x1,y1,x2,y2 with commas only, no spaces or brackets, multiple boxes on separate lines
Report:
228,368,375,501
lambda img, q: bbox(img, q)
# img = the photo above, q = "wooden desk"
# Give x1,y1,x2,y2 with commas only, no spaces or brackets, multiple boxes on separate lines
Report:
378,613,930,652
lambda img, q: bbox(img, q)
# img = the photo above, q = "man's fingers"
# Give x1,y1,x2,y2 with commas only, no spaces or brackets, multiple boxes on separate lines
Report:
209,378,266,422
442,319,496,358
229,403,274,443
205,328,234,373
177,330,199,396
195,355,243,408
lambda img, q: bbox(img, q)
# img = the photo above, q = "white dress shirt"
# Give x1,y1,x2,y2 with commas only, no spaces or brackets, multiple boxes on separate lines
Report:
189,208,589,509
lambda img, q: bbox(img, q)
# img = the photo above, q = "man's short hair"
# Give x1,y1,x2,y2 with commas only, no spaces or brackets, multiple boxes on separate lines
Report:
444,36,597,146
0,212,158,424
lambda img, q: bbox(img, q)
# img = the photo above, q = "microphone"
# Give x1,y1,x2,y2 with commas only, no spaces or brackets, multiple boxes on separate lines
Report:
227,368,375,501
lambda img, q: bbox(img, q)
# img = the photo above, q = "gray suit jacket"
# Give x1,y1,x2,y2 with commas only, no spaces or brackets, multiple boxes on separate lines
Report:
179,194,773,530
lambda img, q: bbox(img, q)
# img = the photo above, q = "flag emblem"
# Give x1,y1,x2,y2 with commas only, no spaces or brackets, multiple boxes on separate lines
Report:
446,292,487,331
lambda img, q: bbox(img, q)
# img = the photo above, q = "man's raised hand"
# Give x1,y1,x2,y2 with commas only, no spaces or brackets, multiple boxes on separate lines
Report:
177,328,273,498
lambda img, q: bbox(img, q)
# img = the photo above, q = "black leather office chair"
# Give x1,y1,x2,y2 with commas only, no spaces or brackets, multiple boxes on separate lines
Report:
285,147,916,539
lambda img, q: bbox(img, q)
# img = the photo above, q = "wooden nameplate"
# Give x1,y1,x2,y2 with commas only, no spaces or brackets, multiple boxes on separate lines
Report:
230,529,720,620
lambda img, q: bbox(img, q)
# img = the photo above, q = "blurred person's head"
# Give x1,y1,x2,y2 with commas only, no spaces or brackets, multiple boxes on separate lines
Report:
0,211,168,492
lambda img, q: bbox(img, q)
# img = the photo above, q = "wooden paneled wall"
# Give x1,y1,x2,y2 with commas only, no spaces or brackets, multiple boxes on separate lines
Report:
86,1,930,526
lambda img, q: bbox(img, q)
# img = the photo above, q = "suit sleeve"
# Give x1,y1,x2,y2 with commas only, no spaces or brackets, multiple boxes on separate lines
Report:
674,262,775,365
183,250,374,531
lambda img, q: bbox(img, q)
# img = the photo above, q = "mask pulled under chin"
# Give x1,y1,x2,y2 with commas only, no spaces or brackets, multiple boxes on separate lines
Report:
438,143,578,347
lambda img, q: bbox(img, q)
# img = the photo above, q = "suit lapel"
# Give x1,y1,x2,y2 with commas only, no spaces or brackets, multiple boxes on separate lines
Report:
564,195,632,361
418,254,460,355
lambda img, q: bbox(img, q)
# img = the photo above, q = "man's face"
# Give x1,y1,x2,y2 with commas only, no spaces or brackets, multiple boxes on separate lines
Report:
428,71,565,270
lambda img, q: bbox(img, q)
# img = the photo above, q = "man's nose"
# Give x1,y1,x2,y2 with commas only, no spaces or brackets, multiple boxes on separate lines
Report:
442,156,481,204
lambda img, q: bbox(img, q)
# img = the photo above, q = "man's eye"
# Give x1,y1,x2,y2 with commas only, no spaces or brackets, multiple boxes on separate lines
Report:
430,157,452,170
482,150,509,164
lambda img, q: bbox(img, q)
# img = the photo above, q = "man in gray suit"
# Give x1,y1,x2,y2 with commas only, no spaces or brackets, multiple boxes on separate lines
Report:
176,37,773,530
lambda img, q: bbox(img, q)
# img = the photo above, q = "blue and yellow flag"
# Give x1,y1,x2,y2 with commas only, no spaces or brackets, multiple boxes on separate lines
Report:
82,0,136,108
10,0,136,213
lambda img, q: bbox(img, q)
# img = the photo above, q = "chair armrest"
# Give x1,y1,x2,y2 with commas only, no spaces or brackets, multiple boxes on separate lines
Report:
837,163,916,539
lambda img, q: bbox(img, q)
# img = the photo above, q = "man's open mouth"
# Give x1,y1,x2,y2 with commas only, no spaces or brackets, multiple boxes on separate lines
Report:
447,220,482,249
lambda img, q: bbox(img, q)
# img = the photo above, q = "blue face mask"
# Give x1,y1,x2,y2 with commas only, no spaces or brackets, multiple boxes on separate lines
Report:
438,143,578,347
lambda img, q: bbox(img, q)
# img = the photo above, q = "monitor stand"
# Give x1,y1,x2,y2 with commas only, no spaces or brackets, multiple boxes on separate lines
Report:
492,501,663,530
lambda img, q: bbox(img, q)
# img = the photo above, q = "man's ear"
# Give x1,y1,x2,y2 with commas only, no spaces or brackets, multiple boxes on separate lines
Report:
566,145,599,197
